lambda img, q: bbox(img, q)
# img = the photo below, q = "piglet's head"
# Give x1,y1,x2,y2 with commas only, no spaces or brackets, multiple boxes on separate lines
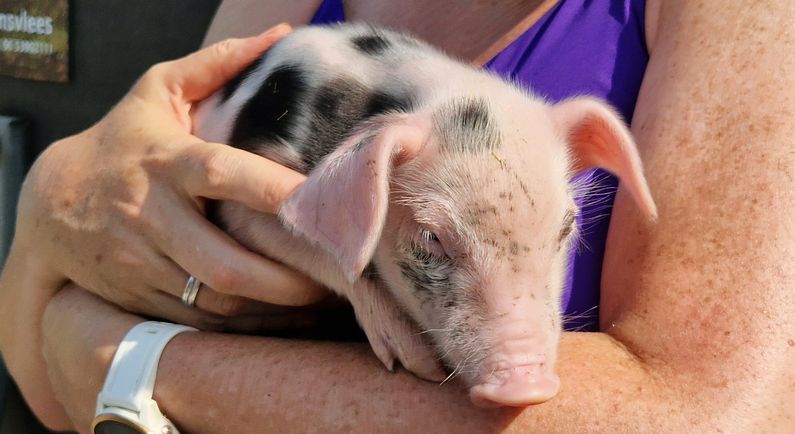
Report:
278,94,656,408
279,114,430,283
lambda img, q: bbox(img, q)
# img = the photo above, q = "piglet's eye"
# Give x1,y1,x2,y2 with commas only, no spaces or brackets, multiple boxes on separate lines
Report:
420,228,439,242
417,227,447,258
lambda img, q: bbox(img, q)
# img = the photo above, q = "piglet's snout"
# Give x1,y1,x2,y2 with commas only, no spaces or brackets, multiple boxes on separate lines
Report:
468,293,561,407
469,354,560,408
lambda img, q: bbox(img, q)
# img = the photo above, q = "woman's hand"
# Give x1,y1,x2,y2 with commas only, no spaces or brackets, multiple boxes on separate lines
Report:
0,24,330,429
13,23,327,326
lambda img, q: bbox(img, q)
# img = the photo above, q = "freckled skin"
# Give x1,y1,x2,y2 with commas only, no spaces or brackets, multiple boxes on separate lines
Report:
600,1,795,430
63,0,792,432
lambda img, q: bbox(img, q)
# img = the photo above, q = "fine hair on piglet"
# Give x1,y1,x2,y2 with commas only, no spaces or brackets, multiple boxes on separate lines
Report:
193,23,656,407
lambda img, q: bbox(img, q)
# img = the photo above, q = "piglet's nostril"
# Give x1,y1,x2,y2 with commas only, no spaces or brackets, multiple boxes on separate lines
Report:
469,364,560,407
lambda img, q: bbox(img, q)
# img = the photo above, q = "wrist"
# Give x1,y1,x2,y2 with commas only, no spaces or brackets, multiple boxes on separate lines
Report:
93,321,196,434
88,315,145,396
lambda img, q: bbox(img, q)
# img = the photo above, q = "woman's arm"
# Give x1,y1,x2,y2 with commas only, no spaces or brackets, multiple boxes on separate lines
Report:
44,288,652,433
42,0,795,432
602,0,795,428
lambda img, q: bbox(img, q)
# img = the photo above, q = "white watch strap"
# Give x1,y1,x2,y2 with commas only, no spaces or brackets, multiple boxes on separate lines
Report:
96,321,196,428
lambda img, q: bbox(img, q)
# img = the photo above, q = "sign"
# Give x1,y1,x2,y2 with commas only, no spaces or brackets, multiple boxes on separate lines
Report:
0,0,69,82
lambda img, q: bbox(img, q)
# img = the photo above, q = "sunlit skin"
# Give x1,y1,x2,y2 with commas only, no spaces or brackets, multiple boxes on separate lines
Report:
1,0,792,432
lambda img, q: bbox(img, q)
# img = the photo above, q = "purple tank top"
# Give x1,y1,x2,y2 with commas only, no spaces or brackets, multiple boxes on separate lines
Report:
311,0,649,332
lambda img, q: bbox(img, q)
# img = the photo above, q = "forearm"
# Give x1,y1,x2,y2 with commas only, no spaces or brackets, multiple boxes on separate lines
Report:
0,244,72,430
152,331,677,433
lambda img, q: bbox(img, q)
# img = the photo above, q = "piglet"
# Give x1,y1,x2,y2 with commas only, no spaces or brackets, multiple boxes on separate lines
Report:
193,23,656,407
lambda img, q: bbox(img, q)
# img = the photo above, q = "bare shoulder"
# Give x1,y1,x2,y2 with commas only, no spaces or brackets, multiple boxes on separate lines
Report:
204,0,556,62
602,0,794,430
203,0,322,46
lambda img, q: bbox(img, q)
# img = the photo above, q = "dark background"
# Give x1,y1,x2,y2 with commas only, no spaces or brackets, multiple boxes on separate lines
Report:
0,0,221,161
0,1,221,432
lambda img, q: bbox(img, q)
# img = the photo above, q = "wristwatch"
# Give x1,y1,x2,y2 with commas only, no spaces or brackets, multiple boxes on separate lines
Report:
92,321,196,434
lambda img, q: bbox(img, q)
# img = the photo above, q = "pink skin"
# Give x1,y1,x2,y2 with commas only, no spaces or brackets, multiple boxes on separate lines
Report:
191,25,656,408
466,263,563,407
203,96,654,407
279,96,654,407
373,146,569,407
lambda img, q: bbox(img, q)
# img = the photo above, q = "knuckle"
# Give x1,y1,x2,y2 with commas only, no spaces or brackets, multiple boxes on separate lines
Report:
135,65,164,92
116,200,143,223
141,147,176,175
200,150,232,191
205,267,240,293
136,59,179,96
108,245,143,270
144,61,171,81
114,200,156,234
210,38,237,60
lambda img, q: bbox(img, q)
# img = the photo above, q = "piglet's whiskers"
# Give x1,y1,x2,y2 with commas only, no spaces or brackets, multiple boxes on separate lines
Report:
562,305,598,331
415,327,452,336
439,365,461,386
439,348,479,386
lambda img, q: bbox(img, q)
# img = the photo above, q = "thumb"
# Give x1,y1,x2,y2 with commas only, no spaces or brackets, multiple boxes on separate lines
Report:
165,23,292,102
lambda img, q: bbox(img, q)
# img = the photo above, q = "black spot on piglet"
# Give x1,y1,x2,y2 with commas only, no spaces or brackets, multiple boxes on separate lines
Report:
352,34,391,55
229,64,307,152
221,52,268,103
433,97,502,153
302,81,412,170
364,91,413,118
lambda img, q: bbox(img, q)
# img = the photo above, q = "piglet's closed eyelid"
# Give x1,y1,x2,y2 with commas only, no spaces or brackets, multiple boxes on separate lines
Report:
414,226,445,255
433,229,463,260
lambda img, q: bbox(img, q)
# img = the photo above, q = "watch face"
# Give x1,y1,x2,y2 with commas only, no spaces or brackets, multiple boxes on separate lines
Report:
93,418,147,434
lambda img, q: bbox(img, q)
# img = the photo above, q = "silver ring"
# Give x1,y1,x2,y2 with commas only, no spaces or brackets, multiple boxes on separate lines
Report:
181,275,201,307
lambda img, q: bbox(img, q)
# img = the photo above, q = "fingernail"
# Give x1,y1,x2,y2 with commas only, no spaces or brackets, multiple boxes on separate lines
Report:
261,22,291,37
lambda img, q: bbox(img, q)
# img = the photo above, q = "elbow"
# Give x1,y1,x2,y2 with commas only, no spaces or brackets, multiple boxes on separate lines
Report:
599,329,788,432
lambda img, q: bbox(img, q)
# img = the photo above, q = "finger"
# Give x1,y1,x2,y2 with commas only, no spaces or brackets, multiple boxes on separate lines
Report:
146,252,275,316
151,198,328,306
165,23,292,102
137,290,227,331
193,285,277,316
174,141,305,215
141,250,190,298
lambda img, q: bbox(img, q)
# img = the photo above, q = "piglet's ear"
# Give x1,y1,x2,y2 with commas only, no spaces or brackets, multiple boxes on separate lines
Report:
551,96,658,220
279,116,429,283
